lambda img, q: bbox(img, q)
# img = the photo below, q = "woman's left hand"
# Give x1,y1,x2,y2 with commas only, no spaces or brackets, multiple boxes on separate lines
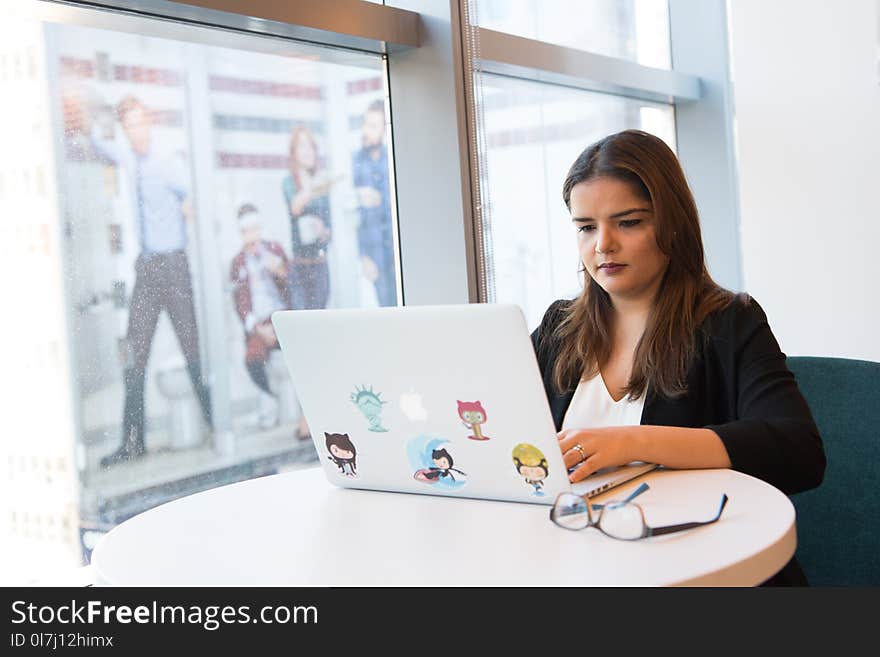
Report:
558,427,637,483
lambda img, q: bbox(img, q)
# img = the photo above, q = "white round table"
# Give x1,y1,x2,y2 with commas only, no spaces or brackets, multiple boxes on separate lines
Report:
91,467,796,586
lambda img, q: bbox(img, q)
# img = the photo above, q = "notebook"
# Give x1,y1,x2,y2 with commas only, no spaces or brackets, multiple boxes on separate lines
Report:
272,303,656,505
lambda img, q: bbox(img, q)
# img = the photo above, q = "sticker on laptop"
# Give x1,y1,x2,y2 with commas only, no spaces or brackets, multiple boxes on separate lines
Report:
351,385,389,432
399,388,428,422
512,443,549,496
407,436,468,490
325,432,358,478
457,400,491,441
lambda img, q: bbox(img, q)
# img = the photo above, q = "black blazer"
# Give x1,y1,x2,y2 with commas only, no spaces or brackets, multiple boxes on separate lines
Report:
531,296,826,586
530,296,826,496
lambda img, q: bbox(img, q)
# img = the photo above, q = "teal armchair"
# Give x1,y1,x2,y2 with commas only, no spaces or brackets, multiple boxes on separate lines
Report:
787,356,880,586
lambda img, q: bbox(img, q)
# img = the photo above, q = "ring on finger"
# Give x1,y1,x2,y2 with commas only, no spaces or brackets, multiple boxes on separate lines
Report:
571,443,587,462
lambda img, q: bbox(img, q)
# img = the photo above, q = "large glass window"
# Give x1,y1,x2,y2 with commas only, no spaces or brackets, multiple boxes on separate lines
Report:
479,75,675,329
1,3,398,583
467,0,677,326
476,0,671,69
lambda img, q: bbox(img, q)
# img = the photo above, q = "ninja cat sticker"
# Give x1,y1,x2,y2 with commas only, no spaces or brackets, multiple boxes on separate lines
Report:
408,436,468,490
325,432,358,478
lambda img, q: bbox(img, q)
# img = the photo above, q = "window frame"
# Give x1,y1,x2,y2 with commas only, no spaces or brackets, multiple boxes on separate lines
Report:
52,0,420,53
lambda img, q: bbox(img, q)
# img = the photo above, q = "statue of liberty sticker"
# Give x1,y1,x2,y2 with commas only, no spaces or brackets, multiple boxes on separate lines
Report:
351,384,389,432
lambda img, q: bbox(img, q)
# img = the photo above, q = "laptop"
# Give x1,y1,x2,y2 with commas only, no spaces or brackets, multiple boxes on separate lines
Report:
271,304,656,506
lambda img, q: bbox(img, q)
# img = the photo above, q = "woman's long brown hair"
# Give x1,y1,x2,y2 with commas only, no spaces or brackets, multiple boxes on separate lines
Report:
288,124,318,187
553,130,734,399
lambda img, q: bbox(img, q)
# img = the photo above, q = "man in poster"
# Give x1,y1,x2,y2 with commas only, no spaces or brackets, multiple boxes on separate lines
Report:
352,99,396,307
65,93,213,466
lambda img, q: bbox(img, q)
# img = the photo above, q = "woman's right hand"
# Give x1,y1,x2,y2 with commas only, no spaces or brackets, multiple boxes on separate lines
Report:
290,191,312,217
558,427,637,483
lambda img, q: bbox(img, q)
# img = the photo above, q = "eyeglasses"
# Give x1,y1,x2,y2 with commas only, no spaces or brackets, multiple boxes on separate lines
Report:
550,485,729,541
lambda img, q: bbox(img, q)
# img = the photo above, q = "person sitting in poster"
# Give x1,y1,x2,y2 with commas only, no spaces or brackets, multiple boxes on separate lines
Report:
352,99,396,307
282,125,334,312
67,93,214,467
229,204,292,430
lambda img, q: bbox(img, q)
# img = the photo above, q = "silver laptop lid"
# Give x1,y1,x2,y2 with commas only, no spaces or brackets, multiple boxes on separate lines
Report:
273,304,654,505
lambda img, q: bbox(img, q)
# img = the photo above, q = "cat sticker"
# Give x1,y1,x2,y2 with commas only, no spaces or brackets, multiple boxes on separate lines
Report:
407,436,468,490
457,400,491,441
325,432,358,478
512,443,549,496
351,385,389,432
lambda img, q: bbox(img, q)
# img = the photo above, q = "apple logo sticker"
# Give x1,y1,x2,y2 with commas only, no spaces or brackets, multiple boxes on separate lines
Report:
399,388,428,422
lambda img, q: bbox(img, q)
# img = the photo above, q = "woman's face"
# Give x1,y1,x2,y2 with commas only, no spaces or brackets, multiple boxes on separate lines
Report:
294,134,317,169
570,176,669,305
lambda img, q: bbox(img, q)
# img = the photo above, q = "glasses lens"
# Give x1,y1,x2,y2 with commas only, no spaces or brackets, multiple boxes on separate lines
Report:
598,502,646,540
551,493,591,530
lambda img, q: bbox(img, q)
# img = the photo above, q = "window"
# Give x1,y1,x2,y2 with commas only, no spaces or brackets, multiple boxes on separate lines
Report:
465,0,682,326
479,74,675,329
1,0,401,584
477,0,671,69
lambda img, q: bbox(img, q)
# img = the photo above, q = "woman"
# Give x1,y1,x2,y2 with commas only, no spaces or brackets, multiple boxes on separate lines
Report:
283,126,333,441
283,125,333,312
532,130,825,585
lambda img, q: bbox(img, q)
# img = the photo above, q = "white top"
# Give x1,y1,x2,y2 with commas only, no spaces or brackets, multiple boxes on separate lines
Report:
91,467,797,586
562,374,646,430
245,246,287,322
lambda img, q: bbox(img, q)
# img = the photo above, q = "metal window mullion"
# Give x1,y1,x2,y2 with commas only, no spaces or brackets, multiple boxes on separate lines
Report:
460,0,494,303
383,0,475,306
477,27,701,105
